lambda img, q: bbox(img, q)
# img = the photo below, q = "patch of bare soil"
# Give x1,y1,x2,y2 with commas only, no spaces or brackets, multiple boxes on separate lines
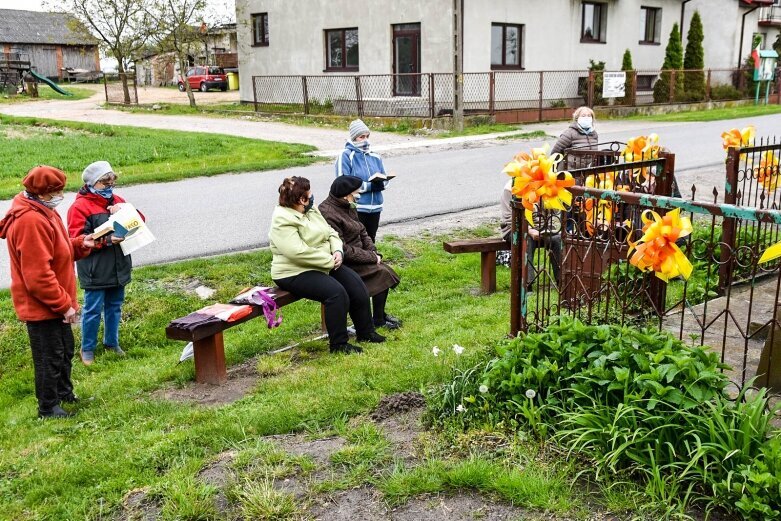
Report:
310,487,388,520
197,451,236,514
392,493,526,521
151,357,259,406
371,392,427,463
114,487,162,521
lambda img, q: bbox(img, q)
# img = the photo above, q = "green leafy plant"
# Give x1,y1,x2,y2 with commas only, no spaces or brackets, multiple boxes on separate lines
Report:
429,319,781,519
549,99,567,109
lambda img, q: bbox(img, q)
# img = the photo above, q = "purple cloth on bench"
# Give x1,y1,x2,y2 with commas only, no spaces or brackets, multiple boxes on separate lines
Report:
168,312,223,332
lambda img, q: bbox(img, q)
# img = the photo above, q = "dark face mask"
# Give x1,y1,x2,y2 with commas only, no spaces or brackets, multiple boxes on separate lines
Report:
305,195,314,212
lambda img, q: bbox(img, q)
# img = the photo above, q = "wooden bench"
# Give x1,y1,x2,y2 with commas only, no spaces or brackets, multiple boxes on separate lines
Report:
443,238,511,294
165,287,309,385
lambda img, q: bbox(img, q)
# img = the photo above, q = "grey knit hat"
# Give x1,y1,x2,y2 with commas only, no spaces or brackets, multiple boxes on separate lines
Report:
82,161,114,186
349,119,370,141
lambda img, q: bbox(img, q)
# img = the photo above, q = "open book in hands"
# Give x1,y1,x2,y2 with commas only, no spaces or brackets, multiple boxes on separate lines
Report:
368,172,397,182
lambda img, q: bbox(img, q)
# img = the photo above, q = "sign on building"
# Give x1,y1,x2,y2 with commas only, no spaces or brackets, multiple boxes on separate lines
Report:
602,72,626,98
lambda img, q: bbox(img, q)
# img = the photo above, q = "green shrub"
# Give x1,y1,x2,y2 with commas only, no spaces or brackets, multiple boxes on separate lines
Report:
549,99,567,108
579,60,606,106
617,49,634,105
683,11,706,102
710,84,743,100
653,23,684,103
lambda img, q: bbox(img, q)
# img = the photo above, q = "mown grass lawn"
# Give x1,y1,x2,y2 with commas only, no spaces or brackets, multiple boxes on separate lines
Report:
624,103,781,122
0,84,95,105
0,228,517,519
0,115,318,199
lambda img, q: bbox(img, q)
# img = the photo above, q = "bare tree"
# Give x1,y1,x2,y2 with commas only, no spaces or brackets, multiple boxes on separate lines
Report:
50,0,152,104
147,0,207,108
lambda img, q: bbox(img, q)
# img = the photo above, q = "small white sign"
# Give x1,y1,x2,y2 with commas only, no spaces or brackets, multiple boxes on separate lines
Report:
602,72,626,98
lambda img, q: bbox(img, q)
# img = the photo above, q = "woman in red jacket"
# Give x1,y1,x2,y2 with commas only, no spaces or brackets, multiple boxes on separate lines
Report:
67,161,143,366
0,166,94,418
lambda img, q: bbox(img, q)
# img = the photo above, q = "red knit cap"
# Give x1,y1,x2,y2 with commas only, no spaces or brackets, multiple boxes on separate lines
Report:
22,166,67,195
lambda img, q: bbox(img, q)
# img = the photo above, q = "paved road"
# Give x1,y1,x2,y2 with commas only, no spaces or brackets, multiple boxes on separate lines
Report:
1,112,780,289
0,90,424,151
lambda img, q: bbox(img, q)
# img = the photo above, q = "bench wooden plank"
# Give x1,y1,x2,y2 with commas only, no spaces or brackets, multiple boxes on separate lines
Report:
443,238,510,254
443,238,509,294
165,288,302,343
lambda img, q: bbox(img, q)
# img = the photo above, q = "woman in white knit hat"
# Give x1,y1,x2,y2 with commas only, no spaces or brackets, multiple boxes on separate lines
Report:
334,119,392,242
67,161,145,366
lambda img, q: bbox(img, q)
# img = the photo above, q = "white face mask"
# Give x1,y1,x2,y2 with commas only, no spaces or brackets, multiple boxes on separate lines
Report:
577,116,593,130
42,195,64,209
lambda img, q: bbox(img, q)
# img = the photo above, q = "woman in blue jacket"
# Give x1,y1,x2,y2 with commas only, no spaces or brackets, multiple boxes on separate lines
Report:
335,119,391,242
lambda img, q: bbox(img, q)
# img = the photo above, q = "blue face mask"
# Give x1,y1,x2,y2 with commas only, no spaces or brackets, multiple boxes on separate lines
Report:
91,186,114,199
305,195,314,212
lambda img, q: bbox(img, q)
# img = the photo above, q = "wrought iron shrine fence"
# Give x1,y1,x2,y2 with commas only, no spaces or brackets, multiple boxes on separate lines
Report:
509,153,781,389
251,67,778,121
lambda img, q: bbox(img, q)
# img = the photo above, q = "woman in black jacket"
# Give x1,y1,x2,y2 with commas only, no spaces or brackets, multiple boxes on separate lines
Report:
319,176,401,329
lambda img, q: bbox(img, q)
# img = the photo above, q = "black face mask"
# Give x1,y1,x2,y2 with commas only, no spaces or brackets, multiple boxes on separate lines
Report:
305,195,315,212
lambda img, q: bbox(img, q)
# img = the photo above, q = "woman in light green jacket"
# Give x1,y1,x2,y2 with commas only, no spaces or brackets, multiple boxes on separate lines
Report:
269,176,385,354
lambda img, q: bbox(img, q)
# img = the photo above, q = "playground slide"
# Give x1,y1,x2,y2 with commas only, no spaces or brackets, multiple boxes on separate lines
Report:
28,70,72,96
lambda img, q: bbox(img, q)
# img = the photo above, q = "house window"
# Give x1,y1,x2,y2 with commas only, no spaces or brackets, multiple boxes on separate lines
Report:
640,7,661,44
636,74,655,90
491,23,524,69
581,2,606,43
325,28,359,71
252,13,269,46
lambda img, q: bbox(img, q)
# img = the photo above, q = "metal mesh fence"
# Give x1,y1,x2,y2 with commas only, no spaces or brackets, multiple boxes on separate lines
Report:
251,67,779,119
104,73,138,105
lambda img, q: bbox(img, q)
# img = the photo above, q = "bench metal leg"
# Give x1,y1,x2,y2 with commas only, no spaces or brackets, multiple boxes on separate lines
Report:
480,251,497,294
193,333,227,385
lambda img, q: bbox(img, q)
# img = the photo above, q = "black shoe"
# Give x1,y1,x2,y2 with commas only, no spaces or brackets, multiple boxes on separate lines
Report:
38,405,74,419
383,314,402,326
374,319,401,330
330,343,363,354
357,331,386,343
60,394,79,404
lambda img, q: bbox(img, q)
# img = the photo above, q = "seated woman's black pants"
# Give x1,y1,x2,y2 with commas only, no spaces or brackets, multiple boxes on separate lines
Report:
275,266,373,346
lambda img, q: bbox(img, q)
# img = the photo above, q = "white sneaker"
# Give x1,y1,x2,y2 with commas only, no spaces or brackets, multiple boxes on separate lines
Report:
346,326,356,336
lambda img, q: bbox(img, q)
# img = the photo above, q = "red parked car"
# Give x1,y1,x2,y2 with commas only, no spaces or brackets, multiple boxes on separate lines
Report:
178,66,227,92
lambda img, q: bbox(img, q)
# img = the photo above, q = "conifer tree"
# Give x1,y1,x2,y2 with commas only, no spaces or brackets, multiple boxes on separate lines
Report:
683,11,705,101
653,23,684,103
618,49,634,105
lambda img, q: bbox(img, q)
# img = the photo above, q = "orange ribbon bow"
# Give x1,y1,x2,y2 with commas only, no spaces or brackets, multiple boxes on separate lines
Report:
627,209,693,282
502,145,575,225
721,126,755,151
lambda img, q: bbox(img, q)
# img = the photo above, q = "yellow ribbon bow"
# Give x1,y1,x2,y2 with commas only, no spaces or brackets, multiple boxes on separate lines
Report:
622,134,661,162
627,209,693,282
721,126,755,151
622,134,661,184
502,145,575,225
757,151,780,192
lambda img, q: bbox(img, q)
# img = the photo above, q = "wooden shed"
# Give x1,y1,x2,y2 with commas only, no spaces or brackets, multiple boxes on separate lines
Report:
0,9,99,80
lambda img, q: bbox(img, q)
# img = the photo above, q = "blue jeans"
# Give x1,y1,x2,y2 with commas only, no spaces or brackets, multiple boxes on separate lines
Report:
81,287,125,353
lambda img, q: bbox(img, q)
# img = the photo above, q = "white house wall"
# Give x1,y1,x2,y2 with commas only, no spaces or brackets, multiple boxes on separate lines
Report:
237,0,454,102
236,0,770,104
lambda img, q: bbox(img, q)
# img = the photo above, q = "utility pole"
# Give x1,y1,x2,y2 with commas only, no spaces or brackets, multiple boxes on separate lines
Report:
453,0,464,131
